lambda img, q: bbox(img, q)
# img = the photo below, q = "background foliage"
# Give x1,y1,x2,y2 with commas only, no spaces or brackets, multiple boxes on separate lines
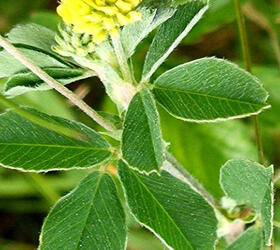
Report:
0,0,280,249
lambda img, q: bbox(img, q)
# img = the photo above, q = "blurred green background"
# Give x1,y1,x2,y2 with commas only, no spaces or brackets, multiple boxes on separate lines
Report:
0,0,280,249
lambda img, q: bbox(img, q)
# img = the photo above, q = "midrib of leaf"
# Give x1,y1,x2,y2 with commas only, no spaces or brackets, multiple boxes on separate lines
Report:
154,86,268,107
40,174,105,249
140,90,161,168
97,177,124,248
130,170,193,249
75,172,103,250
0,142,109,151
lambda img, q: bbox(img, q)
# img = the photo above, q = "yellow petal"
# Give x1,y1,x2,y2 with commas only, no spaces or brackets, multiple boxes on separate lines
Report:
128,10,141,23
115,0,132,13
93,30,108,44
116,13,130,25
109,27,119,38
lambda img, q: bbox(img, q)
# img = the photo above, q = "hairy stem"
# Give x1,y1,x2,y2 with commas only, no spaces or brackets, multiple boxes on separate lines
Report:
234,0,264,165
111,35,133,84
253,115,264,165
0,35,115,132
165,152,217,209
0,94,86,140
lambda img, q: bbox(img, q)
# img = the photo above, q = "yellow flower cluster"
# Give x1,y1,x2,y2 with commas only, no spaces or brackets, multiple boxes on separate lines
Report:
57,0,142,44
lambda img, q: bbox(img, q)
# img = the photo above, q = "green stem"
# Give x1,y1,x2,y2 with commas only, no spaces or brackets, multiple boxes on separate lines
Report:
235,0,251,72
0,35,115,132
243,4,280,70
111,35,133,84
165,152,217,208
24,173,60,207
234,0,264,165
253,115,264,165
0,94,85,141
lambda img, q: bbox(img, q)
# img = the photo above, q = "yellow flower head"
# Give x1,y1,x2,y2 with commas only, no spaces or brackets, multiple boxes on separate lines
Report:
57,0,142,44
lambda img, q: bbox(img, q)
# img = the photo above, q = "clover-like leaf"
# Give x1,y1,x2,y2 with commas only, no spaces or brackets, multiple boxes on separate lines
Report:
40,171,126,250
153,57,270,122
4,67,95,97
0,108,112,172
118,160,218,250
7,23,57,56
121,88,164,173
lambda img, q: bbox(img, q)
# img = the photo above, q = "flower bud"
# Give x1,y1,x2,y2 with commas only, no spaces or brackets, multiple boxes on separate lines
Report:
53,25,97,58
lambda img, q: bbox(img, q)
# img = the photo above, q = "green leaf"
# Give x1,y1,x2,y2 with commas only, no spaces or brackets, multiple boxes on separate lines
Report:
4,67,95,97
153,57,270,122
7,23,56,55
97,111,122,130
171,0,196,6
220,159,274,245
0,108,112,172
118,160,218,250
121,6,175,58
142,0,208,81
0,48,68,78
40,171,126,250
226,226,263,250
121,88,164,173
0,45,94,96
94,41,118,68
15,90,75,120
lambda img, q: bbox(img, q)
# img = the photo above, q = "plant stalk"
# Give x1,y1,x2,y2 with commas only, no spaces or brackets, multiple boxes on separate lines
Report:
165,152,217,209
111,35,133,84
243,3,280,70
0,35,115,132
234,0,264,165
